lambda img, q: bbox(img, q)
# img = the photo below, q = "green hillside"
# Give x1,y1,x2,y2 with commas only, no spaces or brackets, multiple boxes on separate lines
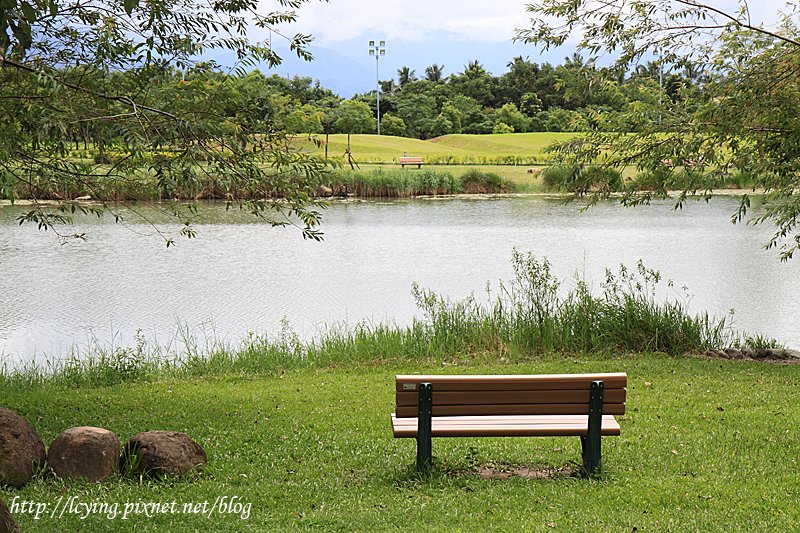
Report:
429,132,577,154
296,132,577,164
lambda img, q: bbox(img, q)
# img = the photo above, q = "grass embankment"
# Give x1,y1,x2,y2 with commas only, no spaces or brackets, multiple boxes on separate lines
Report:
1,254,796,530
2,356,798,531
14,133,562,201
299,132,574,165
320,168,518,196
21,133,758,201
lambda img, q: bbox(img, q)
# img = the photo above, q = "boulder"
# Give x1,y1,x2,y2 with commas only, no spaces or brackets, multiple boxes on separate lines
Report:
739,346,755,359
0,408,46,487
48,427,120,481
723,348,745,360
784,349,800,360
0,499,20,533
755,348,790,360
123,431,206,477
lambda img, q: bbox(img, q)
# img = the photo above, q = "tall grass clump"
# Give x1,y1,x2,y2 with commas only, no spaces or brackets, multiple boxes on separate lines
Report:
540,164,575,190
460,169,516,193
541,164,622,193
412,250,732,356
322,168,460,197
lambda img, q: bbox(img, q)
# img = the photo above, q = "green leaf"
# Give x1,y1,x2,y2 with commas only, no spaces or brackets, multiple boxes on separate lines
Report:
123,0,139,16
20,1,37,22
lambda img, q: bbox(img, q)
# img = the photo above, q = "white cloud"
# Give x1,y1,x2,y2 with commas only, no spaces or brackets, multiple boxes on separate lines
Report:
265,0,532,45
253,0,800,57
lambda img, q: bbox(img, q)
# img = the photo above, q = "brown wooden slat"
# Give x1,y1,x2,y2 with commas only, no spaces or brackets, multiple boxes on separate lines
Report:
396,388,626,407
392,414,616,425
394,402,626,418
391,414,621,438
396,372,627,392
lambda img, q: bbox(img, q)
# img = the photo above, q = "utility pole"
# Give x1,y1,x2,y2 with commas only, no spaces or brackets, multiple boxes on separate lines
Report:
368,40,386,135
658,46,663,126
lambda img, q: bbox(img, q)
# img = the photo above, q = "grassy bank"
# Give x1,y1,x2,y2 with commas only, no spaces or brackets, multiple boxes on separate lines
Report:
355,163,547,190
319,168,517,196
1,254,795,530
298,132,574,164
15,131,755,201
1,251,758,390
1,355,798,531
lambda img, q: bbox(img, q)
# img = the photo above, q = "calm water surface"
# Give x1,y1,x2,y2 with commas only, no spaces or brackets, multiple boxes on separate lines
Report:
1,196,797,366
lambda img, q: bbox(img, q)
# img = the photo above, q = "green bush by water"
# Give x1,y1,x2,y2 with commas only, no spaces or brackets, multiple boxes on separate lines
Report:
459,169,513,193
320,168,515,197
541,164,623,192
412,251,731,356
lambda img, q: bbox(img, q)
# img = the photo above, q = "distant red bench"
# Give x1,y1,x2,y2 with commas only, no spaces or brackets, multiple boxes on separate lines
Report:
399,157,423,168
391,372,627,475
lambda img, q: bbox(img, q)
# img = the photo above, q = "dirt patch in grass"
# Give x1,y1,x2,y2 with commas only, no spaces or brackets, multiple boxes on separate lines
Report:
454,463,580,480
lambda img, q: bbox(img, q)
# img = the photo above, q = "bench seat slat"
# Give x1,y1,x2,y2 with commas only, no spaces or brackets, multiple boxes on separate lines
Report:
395,402,626,418
396,373,626,392
391,414,621,438
396,388,626,407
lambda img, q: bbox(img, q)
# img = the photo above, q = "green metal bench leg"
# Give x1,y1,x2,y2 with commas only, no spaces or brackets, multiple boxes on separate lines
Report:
580,435,587,466
416,382,433,472
583,380,604,477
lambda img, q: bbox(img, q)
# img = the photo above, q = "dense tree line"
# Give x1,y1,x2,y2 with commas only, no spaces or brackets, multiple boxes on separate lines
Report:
2,52,696,155
247,53,695,139
234,53,694,140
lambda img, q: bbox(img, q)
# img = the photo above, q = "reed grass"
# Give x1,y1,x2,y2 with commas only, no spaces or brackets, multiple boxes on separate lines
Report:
0,253,768,392
318,168,515,197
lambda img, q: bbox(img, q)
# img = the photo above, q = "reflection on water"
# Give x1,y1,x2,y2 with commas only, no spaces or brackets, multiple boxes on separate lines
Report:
1,196,797,366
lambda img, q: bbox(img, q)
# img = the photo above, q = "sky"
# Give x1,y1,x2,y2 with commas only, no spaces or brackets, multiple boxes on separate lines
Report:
244,0,564,96
247,0,794,97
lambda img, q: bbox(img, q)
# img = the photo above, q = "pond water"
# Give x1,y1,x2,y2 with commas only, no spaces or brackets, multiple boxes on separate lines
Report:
1,196,798,367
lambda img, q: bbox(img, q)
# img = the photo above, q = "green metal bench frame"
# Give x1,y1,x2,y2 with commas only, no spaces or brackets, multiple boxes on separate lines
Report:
413,379,608,476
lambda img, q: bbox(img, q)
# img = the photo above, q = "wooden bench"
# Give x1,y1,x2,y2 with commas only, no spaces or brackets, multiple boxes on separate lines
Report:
399,156,423,168
391,372,627,475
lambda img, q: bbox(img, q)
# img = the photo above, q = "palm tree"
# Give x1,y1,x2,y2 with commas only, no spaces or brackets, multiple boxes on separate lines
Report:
506,55,529,71
463,60,487,78
380,79,398,95
424,64,445,82
632,61,660,80
397,66,417,86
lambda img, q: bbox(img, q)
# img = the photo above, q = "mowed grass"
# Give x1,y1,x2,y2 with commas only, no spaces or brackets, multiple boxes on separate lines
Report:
430,132,577,154
1,354,798,531
297,132,577,164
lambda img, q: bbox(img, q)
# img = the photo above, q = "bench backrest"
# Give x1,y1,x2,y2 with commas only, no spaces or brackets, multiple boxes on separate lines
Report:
399,157,423,163
394,373,627,417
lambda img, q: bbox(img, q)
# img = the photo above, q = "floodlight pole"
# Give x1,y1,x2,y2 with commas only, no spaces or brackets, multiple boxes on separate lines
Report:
369,40,386,135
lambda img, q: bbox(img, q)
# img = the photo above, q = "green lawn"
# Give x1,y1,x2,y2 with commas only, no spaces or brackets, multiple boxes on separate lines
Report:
297,132,577,164
2,354,798,531
430,132,577,154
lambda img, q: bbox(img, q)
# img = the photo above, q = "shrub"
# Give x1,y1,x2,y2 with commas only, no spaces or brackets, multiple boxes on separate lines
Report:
460,169,515,193
540,165,575,189
580,165,623,192
541,165,622,192
492,122,514,134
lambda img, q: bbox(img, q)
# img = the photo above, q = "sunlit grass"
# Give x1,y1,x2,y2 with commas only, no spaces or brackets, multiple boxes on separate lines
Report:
1,354,798,531
296,132,576,164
